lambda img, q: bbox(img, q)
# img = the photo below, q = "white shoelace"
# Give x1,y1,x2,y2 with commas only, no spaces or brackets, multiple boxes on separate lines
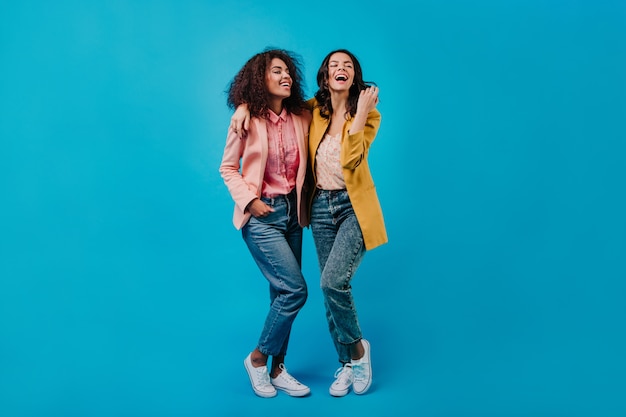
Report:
276,364,301,385
334,365,353,384
254,367,271,386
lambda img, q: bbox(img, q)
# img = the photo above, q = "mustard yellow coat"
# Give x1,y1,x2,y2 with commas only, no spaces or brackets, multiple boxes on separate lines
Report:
307,98,388,250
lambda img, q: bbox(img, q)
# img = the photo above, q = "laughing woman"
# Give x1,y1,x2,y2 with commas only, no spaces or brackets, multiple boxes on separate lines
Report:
307,49,387,397
219,49,312,398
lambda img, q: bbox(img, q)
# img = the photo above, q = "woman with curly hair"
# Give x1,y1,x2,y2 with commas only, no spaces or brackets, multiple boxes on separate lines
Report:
219,48,312,398
231,49,387,397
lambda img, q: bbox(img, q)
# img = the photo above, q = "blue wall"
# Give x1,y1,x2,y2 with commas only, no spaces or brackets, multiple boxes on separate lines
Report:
1,1,625,416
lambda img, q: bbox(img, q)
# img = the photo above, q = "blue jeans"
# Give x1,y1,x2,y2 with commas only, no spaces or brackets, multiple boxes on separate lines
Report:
242,191,308,357
311,189,366,364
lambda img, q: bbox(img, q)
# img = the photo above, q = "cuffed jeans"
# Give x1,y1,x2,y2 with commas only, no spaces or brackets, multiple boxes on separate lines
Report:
242,191,307,357
311,189,366,364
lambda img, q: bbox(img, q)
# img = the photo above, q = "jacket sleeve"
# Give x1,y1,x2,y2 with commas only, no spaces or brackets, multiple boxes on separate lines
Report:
219,130,258,213
341,109,381,170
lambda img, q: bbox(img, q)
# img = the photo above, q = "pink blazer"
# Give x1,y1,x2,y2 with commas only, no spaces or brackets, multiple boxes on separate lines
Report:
219,111,312,229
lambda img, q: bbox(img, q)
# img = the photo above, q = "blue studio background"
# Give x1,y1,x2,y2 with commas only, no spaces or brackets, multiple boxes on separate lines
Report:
1,1,625,416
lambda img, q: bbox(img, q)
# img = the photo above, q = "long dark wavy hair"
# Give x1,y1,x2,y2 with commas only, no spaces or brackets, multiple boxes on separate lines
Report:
314,49,376,120
226,48,306,118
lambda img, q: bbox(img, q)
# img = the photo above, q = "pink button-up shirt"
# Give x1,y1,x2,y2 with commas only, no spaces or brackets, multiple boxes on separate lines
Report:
262,109,299,197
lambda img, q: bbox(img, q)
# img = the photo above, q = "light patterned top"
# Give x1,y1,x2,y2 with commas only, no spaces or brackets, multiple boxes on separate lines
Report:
315,132,346,190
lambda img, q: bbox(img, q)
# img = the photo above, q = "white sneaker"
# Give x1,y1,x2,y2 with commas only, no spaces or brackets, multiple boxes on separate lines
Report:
351,338,372,394
244,354,277,398
329,363,353,397
270,363,310,397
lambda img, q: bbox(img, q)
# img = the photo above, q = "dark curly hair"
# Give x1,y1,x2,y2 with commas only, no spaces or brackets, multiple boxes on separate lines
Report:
226,48,306,118
314,49,376,120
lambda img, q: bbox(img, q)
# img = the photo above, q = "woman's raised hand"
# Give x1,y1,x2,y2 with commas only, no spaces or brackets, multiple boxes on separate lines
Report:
356,86,379,115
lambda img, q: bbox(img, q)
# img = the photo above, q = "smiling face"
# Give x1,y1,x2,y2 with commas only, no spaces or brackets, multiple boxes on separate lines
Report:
265,58,292,101
327,52,354,93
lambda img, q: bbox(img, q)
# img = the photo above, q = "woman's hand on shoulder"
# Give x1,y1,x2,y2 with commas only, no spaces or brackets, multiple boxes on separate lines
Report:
229,104,251,138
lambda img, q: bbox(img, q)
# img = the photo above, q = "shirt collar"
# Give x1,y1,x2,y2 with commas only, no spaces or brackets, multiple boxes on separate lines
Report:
268,107,288,124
